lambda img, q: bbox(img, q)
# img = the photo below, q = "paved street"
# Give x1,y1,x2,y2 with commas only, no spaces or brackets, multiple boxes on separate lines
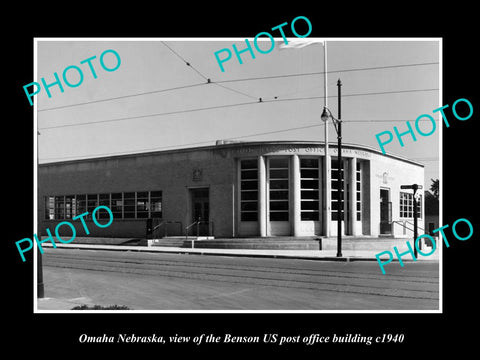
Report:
40,248,439,311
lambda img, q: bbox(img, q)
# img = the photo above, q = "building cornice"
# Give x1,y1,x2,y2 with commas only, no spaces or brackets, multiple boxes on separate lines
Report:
39,140,424,168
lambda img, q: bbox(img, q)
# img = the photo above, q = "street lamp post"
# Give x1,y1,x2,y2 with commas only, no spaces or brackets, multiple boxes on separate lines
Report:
322,79,343,257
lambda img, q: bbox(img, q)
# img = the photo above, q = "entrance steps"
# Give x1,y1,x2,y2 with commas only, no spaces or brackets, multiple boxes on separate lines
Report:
70,236,426,252
147,236,214,247
147,236,419,251
147,236,321,250
320,236,428,251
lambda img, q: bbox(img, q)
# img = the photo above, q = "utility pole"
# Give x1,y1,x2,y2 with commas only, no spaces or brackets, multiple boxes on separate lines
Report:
336,79,342,257
37,130,44,298
321,79,343,257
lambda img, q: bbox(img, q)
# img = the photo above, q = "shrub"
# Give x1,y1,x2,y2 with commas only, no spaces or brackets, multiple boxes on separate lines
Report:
71,304,130,310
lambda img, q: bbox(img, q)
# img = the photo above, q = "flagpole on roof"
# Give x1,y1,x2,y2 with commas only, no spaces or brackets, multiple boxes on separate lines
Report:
278,38,331,237
323,40,331,237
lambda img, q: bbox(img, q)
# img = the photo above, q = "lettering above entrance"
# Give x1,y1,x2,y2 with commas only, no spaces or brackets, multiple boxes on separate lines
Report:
231,144,325,155
216,144,373,158
331,148,371,158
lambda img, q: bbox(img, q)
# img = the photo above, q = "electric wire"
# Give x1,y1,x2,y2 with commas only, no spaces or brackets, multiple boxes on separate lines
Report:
39,100,256,130
161,41,209,82
37,82,207,112
38,87,440,130
161,41,258,101
215,62,439,84
35,49,440,163
36,61,439,112
40,120,443,163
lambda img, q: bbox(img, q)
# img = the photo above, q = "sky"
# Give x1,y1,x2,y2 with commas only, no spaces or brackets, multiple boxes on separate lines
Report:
35,38,440,189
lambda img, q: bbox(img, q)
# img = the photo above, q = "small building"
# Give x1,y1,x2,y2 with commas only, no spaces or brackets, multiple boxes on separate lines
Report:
38,140,424,240
424,190,439,237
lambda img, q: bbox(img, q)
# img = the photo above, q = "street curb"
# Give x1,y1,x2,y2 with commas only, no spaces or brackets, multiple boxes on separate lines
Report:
42,243,439,262
43,244,358,261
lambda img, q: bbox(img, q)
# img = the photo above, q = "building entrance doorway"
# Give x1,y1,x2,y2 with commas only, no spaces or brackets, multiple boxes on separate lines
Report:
189,187,210,236
380,188,392,234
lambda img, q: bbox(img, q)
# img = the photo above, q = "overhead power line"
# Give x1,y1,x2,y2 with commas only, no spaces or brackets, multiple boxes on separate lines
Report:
39,119,442,163
37,61,439,112
37,82,207,112
161,41,258,101
38,88,439,130
38,87,439,131
212,82,258,100
40,100,257,130
215,62,439,84
161,41,210,82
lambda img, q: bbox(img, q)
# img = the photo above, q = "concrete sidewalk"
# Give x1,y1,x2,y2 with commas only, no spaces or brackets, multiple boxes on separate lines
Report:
42,242,440,261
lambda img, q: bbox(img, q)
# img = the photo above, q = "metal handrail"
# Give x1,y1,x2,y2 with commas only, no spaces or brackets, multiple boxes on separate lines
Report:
151,220,163,239
153,221,164,231
402,219,424,231
185,220,214,238
391,220,436,249
185,220,214,249
392,220,424,233
185,221,199,233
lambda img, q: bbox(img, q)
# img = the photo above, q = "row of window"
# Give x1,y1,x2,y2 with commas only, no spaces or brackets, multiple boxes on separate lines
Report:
330,159,362,221
239,158,423,223
240,158,363,222
331,158,345,221
356,167,362,221
240,159,259,221
400,192,422,219
300,158,320,221
45,191,162,220
269,158,290,221
45,175,420,223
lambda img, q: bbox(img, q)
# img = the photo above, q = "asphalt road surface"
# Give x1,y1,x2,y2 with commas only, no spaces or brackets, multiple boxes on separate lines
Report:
41,248,439,310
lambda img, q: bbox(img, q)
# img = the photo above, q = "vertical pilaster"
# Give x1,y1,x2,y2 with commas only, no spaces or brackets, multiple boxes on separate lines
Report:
258,155,267,237
235,159,241,237
324,151,331,236
291,154,301,236
318,156,323,234
349,157,358,235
